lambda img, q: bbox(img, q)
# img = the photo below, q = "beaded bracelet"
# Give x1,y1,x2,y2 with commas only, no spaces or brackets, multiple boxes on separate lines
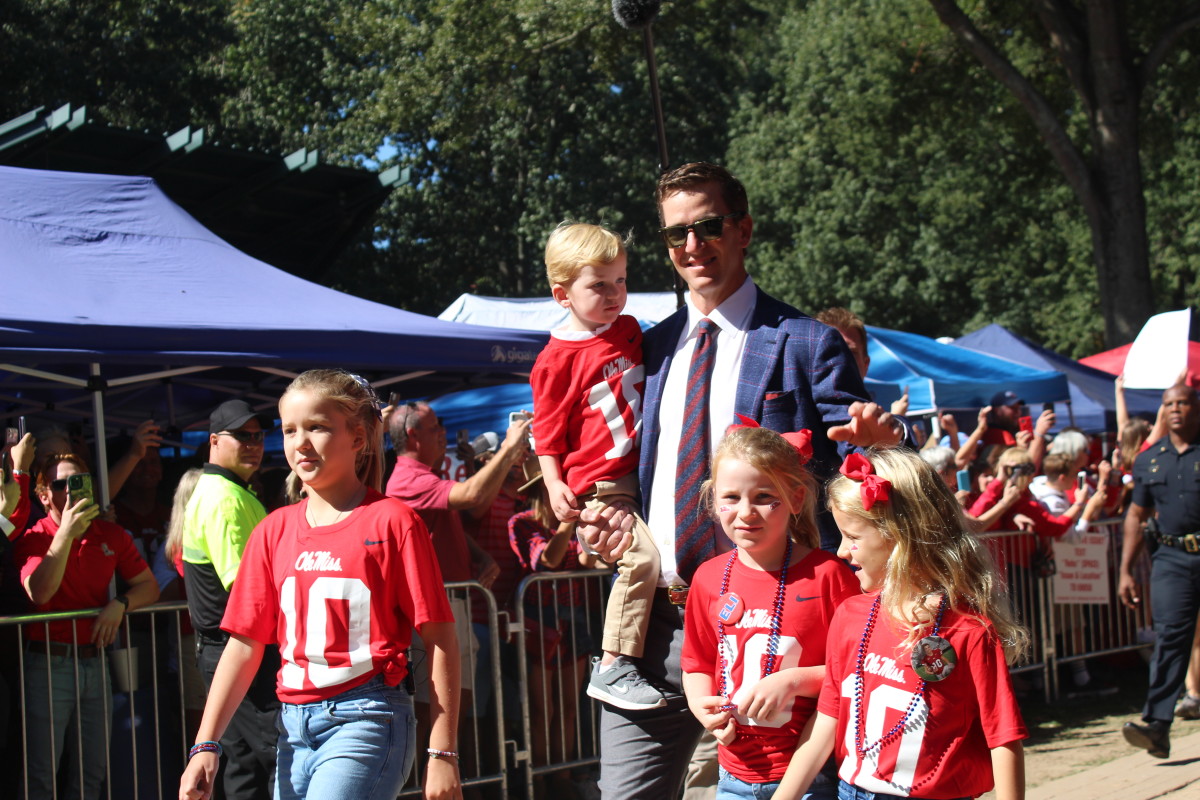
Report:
188,740,223,760
426,748,459,760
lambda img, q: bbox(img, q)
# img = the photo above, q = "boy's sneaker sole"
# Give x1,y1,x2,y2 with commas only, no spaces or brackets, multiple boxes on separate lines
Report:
586,682,668,711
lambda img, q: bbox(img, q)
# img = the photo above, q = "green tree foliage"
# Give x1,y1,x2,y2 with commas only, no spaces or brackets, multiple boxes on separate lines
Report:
731,0,1200,355
0,0,233,128
2,0,1195,355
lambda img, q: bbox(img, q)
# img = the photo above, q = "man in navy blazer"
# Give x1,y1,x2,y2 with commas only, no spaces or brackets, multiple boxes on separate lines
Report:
581,162,904,800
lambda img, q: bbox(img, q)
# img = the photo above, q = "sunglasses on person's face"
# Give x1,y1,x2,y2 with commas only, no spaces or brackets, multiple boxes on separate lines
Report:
49,478,68,492
217,430,265,444
658,212,742,249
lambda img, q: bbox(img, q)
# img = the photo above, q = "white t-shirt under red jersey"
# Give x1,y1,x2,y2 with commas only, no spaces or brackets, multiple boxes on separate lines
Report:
530,314,643,495
817,593,1027,799
681,547,859,782
222,489,453,704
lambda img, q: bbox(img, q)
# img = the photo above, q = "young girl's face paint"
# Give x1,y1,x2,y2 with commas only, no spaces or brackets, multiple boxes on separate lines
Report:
832,508,893,592
279,389,364,491
713,457,795,566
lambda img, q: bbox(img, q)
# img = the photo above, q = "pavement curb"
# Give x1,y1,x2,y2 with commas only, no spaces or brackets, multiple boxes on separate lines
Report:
1026,727,1200,799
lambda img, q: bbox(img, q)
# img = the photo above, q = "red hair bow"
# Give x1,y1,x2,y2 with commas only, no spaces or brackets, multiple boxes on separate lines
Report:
727,414,813,465
839,453,891,510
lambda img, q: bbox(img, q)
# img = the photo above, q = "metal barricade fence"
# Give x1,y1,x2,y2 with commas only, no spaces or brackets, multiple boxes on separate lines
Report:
0,600,193,800
0,533,1157,800
396,580,508,799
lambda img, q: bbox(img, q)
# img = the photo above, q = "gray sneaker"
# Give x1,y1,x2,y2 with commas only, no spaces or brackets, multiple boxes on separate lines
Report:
585,656,668,711
1176,694,1200,721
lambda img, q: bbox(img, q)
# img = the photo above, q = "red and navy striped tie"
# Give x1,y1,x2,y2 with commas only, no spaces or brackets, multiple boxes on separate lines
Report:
674,318,719,583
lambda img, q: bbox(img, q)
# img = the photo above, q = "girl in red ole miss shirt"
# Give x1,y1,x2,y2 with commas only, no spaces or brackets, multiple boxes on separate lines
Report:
179,370,462,800
778,448,1029,800
681,423,859,800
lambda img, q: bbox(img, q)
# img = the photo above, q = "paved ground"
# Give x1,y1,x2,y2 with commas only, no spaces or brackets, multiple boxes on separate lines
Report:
1026,726,1200,799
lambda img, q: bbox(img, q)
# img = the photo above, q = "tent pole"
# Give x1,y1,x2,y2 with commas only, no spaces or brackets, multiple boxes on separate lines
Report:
1066,399,1076,428
89,363,111,505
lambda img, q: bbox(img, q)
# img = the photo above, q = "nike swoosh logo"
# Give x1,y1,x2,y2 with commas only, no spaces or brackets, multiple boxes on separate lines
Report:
795,595,820,603
364,539,387,546
611,683,629,693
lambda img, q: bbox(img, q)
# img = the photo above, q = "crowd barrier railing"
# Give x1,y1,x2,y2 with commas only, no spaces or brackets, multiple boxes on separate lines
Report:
0,523,1156,799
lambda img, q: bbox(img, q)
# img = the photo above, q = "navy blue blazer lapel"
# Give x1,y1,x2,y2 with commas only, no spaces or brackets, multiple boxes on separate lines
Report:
639,307,688,503
734,288,786,420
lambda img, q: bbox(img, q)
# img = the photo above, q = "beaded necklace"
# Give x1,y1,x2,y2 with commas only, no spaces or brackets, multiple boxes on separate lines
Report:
853,592,947,759
715,538,793,712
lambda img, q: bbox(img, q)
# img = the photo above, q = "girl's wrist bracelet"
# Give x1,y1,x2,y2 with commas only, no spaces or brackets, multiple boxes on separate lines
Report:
189,740,222,759
427,748,459,760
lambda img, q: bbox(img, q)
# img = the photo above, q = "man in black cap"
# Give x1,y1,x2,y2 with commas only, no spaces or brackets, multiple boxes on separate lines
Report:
182,399,279,800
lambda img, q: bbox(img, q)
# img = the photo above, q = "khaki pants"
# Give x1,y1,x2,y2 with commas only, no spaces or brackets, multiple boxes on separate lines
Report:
586,473,660,658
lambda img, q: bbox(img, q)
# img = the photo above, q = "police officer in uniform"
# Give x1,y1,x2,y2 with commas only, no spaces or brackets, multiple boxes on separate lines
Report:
1118,383,1200,758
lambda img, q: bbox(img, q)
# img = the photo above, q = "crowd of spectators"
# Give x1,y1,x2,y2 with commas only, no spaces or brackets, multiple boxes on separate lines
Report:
1,366,1197,799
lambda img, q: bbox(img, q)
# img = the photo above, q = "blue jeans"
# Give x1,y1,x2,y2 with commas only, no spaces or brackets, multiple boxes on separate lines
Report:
718,766,836,800
23,649,111,800
275,674,416,800
837,779,968,800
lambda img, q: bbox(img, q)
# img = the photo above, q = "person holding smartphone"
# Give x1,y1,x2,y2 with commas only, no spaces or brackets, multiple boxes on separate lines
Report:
14,453,159,800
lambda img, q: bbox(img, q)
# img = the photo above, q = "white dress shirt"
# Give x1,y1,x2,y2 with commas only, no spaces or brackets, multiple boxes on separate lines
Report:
647,276,757,586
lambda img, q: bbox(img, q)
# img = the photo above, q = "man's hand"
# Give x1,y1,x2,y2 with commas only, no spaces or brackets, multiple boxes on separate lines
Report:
1012,513,1035,532
546,478,579,522
11,431,35,473
576,501,636,563
940,412,959,437
58,496,99,541
890,387,909,416
1015,429,1033,449
1034,409,1055,438
92,598,126,647
1118,571,1140,609
827,402,904,448
129,420,162,460
501,414,532,455
975,406,991,432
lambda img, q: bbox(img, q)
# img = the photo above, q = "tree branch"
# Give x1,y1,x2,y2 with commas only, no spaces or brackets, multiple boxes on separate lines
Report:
1139,4,1200,90
925,0,1100,225
1032,0,1093,115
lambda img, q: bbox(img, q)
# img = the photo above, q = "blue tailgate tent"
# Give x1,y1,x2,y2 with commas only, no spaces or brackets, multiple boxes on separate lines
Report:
952,324,1161,433
864,326,1069,414
0,165,548,491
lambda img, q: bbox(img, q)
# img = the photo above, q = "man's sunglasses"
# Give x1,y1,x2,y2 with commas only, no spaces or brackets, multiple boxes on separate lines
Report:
49,478,68,491
658,212,743,249
216,430,265,444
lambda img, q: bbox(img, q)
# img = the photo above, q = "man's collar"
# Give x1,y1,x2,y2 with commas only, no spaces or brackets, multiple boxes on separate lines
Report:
203,462,251,490
685,276,756,336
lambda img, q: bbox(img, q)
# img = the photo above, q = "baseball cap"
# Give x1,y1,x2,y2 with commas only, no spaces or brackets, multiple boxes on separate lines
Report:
209,399,274,434
989,390,1021,408
471,432,501,456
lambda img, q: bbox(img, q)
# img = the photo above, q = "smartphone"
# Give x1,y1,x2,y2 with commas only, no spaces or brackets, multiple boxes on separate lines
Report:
388,392,400,408
1042,402,1054,414
17,416,26,438
1076,470,1088,492
5,427,17,446
457,429,470,450
67,473,94,506
956,469,971,493
509,411,532,426
1018,415,1034,435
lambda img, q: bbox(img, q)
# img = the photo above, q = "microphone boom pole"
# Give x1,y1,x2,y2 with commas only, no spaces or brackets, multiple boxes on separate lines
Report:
612,0,670,174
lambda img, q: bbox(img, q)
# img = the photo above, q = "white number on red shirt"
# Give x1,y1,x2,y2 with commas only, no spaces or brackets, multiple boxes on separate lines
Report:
720,631,801,728
587,365,644,459
280,576,374,690
839,674,928,793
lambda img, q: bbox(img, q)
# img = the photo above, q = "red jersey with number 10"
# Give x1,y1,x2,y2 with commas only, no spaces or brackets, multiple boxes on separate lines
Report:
222,490,453,703
817,593,1027,799
530,314,643,495
681,548,859,782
